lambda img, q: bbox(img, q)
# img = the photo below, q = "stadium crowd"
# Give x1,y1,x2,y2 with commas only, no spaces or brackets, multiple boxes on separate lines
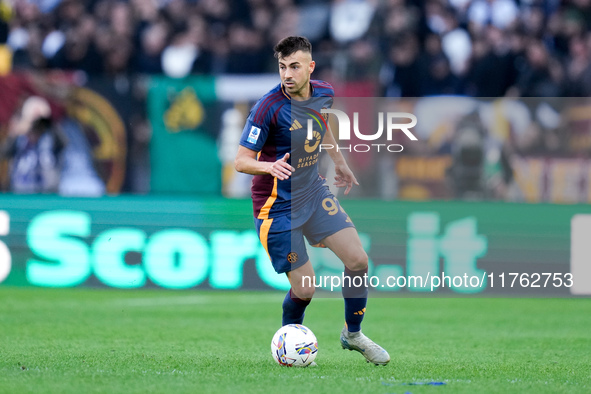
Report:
1,0,591,96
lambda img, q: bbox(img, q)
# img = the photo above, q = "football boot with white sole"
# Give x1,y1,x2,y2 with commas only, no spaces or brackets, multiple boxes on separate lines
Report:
340,327,390,365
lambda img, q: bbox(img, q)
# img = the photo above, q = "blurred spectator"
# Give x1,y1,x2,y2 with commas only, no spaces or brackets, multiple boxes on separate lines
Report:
0,2,7,44
565,34,591,95
11,24,46,69
0,95,67,193
0,0,588,99
465,27,514,96
510,39,565,97
330,0,376,44
417,33,460,95
446,108,515,199
440,6,472,77
134,21,169,74
58,118,106,197
225,23,266,74
344,39,381,81
161,20,211,78
467,0,519,33
422,54,460,95
103,35,132,76
446,112,487,199
47,14,102,74
2,0,591,202
297,2,330,43
269,6,299,48
380,34,422,97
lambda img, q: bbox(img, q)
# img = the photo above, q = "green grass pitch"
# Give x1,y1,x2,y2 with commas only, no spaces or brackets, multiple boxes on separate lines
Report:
1,287,590,393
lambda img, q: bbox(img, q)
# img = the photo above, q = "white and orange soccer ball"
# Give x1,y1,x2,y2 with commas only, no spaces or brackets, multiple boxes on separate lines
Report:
271,324,318,367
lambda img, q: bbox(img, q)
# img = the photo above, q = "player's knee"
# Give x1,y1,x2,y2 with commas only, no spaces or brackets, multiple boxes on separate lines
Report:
347,250,368,271
293,285,315,300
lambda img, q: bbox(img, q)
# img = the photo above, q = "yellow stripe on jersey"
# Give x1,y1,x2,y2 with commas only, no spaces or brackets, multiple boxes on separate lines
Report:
259,218,274,258
281,84,291,100
258,177,278,219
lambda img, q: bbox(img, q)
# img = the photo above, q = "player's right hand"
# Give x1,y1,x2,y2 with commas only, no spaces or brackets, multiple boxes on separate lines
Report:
268,153,294,180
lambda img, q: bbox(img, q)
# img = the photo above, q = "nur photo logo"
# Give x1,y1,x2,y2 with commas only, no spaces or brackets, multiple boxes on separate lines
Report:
305,108,418,153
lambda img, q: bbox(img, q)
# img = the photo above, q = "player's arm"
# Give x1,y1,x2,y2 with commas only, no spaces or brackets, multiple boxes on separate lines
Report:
322,123,359,195
235,146,294,181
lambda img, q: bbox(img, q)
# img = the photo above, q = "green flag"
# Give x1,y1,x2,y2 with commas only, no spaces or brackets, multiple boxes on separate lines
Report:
148,76,221,194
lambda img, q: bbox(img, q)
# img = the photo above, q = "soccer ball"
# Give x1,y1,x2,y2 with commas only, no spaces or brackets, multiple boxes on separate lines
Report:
271,324,318,367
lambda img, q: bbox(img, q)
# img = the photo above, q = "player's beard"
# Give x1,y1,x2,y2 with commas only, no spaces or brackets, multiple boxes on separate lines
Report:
284,77,310,98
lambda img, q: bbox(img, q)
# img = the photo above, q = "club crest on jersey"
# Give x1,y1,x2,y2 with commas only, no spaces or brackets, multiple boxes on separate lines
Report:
247,126,261,144
287,252,298,263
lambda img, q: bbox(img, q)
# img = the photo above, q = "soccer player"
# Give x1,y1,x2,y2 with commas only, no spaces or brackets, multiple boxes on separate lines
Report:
234,36,390,366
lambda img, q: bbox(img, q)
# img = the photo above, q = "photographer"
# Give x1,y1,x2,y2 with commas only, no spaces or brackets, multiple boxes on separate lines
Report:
0,96,67,193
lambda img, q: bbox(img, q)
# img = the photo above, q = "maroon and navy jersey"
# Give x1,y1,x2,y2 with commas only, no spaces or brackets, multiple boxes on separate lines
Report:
239,80,334,221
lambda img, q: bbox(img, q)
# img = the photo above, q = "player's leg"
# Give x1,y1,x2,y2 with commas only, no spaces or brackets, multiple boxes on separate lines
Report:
286,259,316,300
303,194,368,330
256,216,314,326
321,227,368,332
321,224,390,365
282,260,315,325
303,191,389,364
282,225,315,325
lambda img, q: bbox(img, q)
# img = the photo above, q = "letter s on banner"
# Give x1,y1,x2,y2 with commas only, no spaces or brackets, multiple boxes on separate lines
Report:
0,211,11,284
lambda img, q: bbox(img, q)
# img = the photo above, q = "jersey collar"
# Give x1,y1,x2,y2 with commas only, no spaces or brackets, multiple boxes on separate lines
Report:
281,82,314,101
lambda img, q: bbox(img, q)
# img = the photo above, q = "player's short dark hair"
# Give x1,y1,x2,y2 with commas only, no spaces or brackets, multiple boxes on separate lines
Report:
274,36,312,59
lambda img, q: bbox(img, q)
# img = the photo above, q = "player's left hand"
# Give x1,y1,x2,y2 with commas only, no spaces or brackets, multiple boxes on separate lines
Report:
334,164,359,195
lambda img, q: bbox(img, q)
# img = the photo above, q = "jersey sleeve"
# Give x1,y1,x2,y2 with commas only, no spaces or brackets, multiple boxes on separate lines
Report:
239,99,272,153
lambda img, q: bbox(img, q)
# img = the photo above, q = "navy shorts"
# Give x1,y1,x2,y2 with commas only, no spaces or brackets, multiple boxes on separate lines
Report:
255,189,354,274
